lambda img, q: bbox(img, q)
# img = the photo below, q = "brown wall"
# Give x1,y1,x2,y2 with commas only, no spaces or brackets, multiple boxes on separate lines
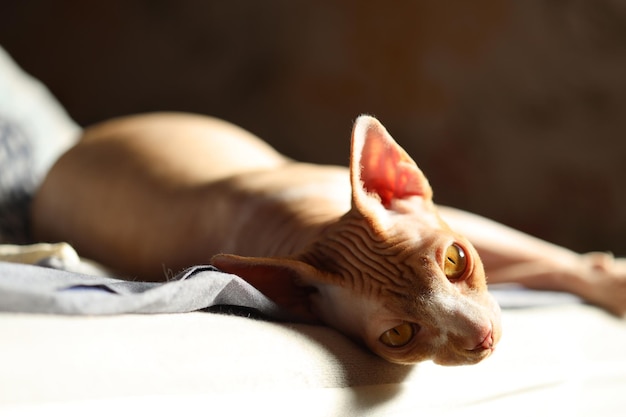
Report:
2,0,625,255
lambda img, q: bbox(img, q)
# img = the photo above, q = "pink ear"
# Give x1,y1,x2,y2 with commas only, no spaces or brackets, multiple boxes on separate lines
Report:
211,254,321,323
350,116,432,209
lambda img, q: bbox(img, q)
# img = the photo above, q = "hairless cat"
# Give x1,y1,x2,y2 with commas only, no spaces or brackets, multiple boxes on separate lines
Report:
29,113,626,365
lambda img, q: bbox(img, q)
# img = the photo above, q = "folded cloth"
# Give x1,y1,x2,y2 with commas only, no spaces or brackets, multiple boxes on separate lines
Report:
0,262,290,320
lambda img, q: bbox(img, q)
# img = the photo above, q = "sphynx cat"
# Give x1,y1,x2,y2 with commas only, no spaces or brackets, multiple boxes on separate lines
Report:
30,113,626,365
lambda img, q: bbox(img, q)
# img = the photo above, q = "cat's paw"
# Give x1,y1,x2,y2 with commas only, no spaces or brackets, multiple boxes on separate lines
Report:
581,252,626,317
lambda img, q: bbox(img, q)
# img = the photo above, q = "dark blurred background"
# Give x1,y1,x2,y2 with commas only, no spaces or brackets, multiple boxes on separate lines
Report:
1,0,625,255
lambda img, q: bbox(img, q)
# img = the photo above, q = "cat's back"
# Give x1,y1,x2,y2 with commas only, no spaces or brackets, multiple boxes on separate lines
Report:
78,112,290,185
31,113,349,278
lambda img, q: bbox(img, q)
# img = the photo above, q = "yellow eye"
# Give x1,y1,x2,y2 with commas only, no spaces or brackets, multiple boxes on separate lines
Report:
444,243,468,281
379,323,414,348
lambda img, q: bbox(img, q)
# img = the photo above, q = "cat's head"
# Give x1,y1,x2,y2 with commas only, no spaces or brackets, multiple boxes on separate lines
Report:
213,115,502,365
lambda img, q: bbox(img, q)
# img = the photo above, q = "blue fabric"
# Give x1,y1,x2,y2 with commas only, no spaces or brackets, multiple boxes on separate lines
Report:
0,262,291,319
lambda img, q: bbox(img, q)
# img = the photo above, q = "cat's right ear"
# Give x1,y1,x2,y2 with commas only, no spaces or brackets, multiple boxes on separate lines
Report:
349,115,433,212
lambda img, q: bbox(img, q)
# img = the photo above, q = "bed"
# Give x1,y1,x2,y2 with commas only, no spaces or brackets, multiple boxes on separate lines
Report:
1,45,625,416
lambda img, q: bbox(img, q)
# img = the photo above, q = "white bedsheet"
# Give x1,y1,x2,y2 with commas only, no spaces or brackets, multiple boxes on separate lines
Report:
1,304,624,416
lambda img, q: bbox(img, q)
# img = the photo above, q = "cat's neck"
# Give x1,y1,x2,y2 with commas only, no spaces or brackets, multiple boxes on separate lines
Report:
193,162,352,258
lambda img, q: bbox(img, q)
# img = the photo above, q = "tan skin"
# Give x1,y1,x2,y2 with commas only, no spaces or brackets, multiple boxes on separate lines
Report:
31,113,626,322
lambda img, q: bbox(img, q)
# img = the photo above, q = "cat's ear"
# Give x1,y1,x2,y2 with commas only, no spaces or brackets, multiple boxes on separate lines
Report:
350,115,432,211
211,253,323,323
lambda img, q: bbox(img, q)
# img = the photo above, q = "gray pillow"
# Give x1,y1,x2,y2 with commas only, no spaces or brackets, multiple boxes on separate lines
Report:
0,46,81,243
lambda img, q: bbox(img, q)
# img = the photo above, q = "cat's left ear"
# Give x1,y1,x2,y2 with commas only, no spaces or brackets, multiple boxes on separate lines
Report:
350,115,433,211
211,253,323,323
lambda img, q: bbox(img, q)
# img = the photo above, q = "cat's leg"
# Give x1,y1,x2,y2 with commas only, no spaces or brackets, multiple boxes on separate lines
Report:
439,206,626,316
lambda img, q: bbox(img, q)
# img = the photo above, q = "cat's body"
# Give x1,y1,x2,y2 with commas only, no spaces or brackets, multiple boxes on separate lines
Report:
31,113,626,365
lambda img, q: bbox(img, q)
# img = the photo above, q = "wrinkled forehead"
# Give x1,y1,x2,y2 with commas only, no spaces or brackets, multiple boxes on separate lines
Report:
373,233,485,303
376,252,447,311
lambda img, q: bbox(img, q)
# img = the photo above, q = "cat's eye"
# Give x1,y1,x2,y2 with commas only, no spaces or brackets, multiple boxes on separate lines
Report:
444,243,468,281
379,323,414,348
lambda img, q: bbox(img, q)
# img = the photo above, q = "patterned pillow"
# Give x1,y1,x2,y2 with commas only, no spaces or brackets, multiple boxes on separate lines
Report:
0,118,37,242
0,46,81,243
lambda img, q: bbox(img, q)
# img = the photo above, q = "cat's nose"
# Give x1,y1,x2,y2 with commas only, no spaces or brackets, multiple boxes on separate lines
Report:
458,326,495,352
470,328,494,351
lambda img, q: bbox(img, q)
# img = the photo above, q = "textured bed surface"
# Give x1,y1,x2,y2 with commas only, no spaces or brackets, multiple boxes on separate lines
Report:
1,304,625,416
